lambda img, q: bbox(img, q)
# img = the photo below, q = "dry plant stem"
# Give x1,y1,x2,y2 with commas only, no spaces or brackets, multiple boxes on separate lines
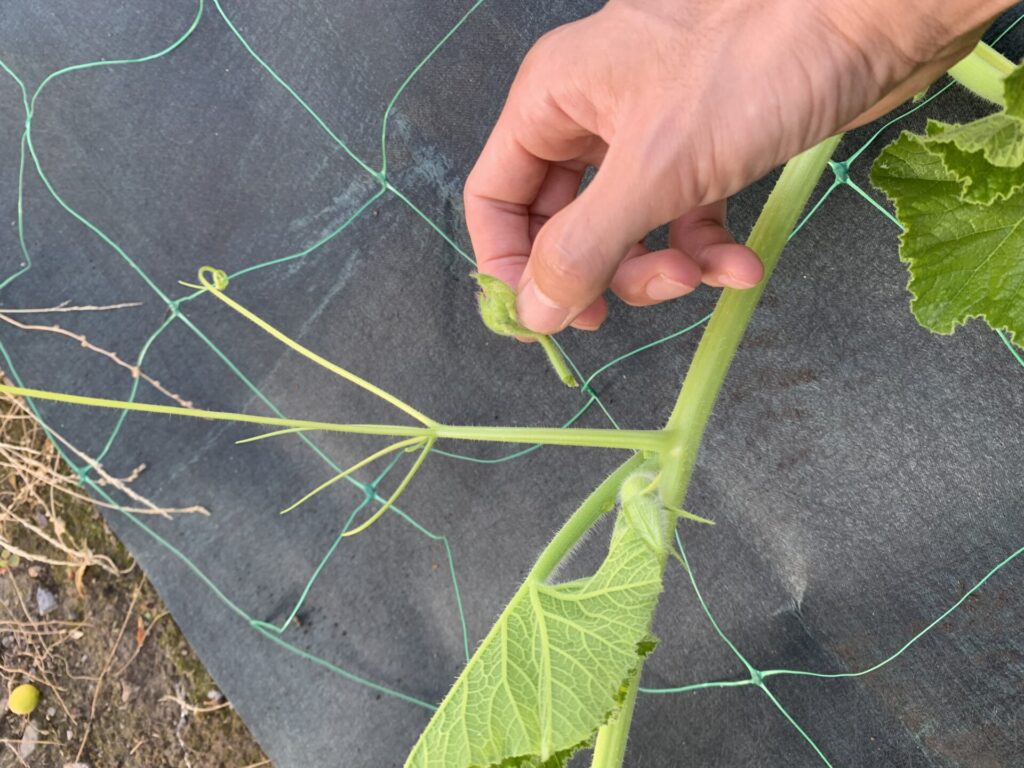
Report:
5,742,31,768
0,532,106,571
112,610,169,677
1,571,75,719
0,302,142,314
159,694,233,715
0,312,193,407
76,575,144,762
1,389,206,518
591,135,843,768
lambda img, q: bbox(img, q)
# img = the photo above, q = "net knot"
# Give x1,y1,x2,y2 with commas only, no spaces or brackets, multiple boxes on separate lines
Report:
828,159,850,185
748,668,764,687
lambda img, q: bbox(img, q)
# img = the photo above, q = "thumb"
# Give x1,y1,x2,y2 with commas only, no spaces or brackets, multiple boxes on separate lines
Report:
515,142,672,334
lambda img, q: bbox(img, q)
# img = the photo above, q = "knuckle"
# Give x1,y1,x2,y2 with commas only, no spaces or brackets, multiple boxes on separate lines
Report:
539,238,593,292
522,29,561,74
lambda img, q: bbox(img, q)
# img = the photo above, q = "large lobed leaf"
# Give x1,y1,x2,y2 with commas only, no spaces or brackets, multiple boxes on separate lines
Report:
871,64,1024,344
404,502,665,768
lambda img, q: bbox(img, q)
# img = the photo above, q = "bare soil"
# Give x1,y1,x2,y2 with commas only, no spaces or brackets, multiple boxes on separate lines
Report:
0,389,269,768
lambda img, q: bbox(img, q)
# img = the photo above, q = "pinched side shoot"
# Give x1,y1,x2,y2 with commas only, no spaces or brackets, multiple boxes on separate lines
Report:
871,64,1024,345
473,272,579,387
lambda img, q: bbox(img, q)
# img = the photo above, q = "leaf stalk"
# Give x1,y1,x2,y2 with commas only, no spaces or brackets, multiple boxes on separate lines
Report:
949,41,1015,106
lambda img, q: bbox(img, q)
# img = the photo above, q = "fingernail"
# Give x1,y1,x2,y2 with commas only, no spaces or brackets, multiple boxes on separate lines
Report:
720,271,758,289
516,280,570,334
645,274,695,302
572,316,602,332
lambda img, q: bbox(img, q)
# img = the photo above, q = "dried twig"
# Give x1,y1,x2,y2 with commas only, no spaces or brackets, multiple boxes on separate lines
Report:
0,312,192,408
0,301,142,314
75,576,145,762
166,682,198,768
46,422,208,518
160,693,233,715
3,742,31,768
0,572,75,720
0,390,207,518
111,610,169,678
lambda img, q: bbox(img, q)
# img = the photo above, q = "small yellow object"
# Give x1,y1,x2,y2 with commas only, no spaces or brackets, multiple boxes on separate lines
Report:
8,683,39,715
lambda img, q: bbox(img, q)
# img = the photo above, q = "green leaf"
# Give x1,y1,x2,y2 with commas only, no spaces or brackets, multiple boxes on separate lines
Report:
921,121,1024,205
472,273,578,388
923,114,1024,168
870,64,1024,344
404,500,665,768
1004,65,1024,119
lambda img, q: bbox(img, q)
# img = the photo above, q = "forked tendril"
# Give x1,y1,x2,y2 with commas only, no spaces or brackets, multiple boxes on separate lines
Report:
341,437,435,538
279,436,424,515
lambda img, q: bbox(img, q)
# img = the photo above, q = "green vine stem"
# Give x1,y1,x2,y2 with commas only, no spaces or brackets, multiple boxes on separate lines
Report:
0,383,665,452
948,41,1015,106
591,672,640,768
590,134,843,767
659,135,843,508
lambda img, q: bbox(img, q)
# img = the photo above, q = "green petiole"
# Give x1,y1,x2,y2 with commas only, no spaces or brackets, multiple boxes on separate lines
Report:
0,383,665,453
949,41,1016,106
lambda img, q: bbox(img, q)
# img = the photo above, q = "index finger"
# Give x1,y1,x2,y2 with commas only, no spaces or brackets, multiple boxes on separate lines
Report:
464,102,552,287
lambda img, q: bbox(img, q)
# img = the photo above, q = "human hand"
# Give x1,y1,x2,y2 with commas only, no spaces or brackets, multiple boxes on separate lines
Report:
464,0,1002,334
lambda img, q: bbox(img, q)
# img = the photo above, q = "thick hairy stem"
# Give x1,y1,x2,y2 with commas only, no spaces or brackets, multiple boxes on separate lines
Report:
949,40,1015,107
591,135,842,768
528,453,644,582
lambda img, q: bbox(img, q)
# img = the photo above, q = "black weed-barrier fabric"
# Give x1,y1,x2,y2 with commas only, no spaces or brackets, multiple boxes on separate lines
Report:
1,3,1022,766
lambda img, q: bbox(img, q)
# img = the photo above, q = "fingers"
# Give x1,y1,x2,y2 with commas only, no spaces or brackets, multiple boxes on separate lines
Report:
597,201,764,310
464,53,607,334
464,43,596,285
571,296,609,330
515,139,672,334
464,120,551,288
669,201,763,289
467,137,603,330
466,36,761,337
609,243,702,307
